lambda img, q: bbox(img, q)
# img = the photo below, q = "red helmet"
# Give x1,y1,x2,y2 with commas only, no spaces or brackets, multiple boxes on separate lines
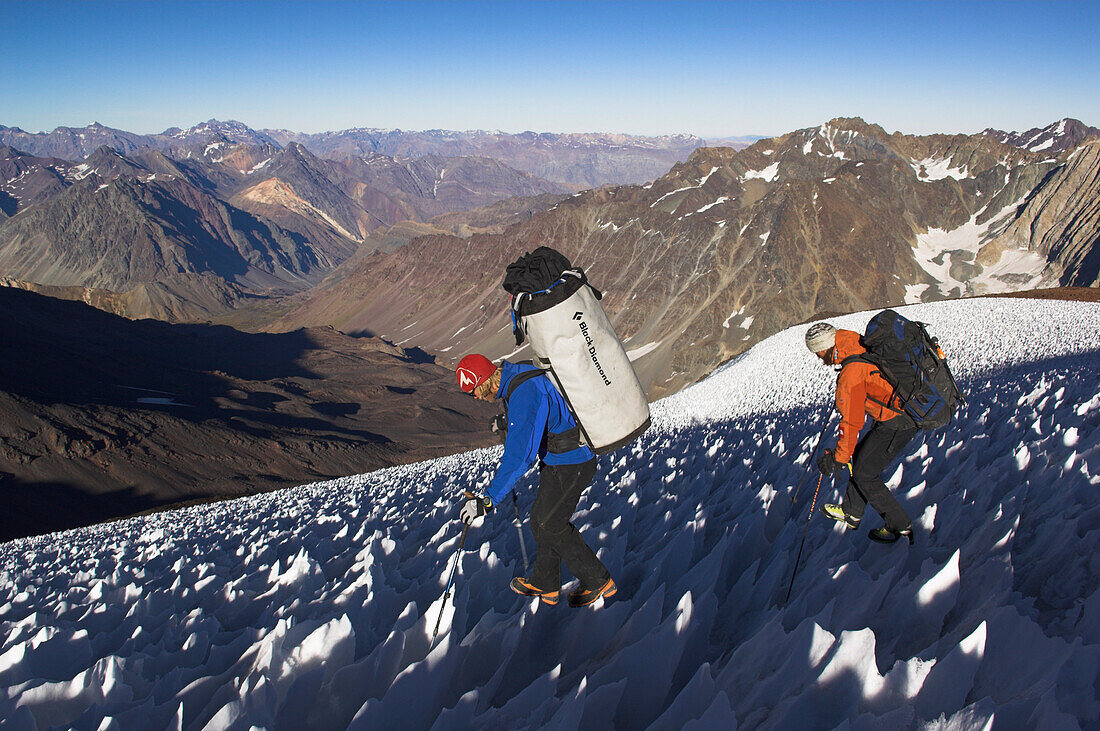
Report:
456,354,496,393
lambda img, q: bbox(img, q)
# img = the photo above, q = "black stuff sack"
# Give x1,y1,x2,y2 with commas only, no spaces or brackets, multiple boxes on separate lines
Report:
851,309,965,430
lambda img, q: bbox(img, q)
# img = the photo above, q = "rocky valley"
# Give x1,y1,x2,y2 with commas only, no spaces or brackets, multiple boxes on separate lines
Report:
0,131,572,321
0,287,498,542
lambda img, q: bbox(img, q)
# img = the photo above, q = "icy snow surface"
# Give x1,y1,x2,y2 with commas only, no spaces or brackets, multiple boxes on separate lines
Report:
2,299,1100,729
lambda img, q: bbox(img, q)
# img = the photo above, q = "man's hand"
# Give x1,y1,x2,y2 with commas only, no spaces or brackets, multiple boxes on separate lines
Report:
490,414,507,443
460,491,494,525
816,449,843,476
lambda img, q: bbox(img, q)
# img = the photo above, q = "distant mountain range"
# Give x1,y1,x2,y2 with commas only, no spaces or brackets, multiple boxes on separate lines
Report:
269,117,1100,397
0,119,731,188
0,133,570,320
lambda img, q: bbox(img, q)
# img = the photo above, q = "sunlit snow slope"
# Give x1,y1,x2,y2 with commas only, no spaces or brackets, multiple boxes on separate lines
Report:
2,298,1099,730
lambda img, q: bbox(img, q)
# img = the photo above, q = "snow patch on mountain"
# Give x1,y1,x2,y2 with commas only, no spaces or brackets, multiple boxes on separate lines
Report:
911,156,970,181
905,197,1047,301
626,341,662,360
692,196,729,215
68,163,94,181
245,157,273,175
744,162,780,182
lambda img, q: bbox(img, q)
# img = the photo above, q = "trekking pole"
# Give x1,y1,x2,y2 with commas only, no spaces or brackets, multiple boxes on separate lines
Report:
431,524,469,642
784,473,826,605
790,403,834,504
512,493,530,575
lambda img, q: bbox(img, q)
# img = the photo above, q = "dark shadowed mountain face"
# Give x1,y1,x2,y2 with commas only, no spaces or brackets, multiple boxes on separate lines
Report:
270,118,1100,398
0,287,498,542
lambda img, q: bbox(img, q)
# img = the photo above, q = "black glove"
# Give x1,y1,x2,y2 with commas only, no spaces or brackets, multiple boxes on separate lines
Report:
817,449,842,476
460,491,494,525
490,414,507,443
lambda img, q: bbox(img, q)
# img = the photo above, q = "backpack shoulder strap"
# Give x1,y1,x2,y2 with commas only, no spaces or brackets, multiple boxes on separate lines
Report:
503,367,546,403
839,353,903,415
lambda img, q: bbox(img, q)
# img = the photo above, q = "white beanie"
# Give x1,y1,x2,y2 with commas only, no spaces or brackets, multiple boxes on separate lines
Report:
805,322,837,353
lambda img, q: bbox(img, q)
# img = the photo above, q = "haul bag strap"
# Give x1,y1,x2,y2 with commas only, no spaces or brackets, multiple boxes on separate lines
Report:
502,367,583,454
503,368,545,401
840,355,905,417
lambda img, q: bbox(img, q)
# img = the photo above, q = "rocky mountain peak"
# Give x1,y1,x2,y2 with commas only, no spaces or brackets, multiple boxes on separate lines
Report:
168,119,280,149
822,116,887,136
87,144,126,160
982,118,1100,154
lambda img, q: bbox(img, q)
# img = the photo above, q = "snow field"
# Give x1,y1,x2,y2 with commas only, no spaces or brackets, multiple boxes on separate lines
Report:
0,298,1098,729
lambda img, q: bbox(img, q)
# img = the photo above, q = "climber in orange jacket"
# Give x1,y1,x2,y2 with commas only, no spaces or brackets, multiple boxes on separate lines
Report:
805,322,917,544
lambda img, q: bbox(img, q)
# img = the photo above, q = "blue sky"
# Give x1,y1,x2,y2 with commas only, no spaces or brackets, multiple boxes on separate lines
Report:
2,0,1097,138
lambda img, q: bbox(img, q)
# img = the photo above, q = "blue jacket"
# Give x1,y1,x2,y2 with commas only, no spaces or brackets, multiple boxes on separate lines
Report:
486,361,594,504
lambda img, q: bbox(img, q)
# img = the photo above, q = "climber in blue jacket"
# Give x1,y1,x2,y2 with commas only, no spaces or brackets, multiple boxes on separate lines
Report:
456,354,617,608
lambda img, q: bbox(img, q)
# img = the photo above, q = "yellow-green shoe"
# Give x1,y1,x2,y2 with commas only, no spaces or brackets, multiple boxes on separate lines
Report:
868,526,914,545
820,503,860,530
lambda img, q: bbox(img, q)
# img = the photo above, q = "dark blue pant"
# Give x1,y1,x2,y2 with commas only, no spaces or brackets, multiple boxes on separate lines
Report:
844,418,918,532
528,458,609,591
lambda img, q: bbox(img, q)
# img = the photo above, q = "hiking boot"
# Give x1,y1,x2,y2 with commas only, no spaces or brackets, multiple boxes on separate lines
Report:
568,577,617,608
868,526,914,545
820,503,860,530
510,577,560,605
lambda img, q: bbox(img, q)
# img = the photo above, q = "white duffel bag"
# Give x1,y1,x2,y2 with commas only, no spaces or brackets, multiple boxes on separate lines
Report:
512,267,650,454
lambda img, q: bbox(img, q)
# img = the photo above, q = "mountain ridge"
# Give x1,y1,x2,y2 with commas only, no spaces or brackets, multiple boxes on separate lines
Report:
270,117,1100,397
0,119,720,188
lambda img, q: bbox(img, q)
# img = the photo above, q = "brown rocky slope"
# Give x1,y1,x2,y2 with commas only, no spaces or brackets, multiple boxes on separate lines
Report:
270,118,1100,398
0,288,497,542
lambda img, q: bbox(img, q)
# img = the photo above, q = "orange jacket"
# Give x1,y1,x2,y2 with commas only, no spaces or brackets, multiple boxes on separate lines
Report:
831,329,904,463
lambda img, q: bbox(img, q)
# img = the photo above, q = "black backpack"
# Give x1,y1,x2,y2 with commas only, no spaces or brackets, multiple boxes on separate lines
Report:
844,309,965,430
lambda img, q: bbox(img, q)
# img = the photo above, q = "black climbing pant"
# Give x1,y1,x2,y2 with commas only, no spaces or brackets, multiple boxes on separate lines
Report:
527,458,609,591
843,418,918,532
